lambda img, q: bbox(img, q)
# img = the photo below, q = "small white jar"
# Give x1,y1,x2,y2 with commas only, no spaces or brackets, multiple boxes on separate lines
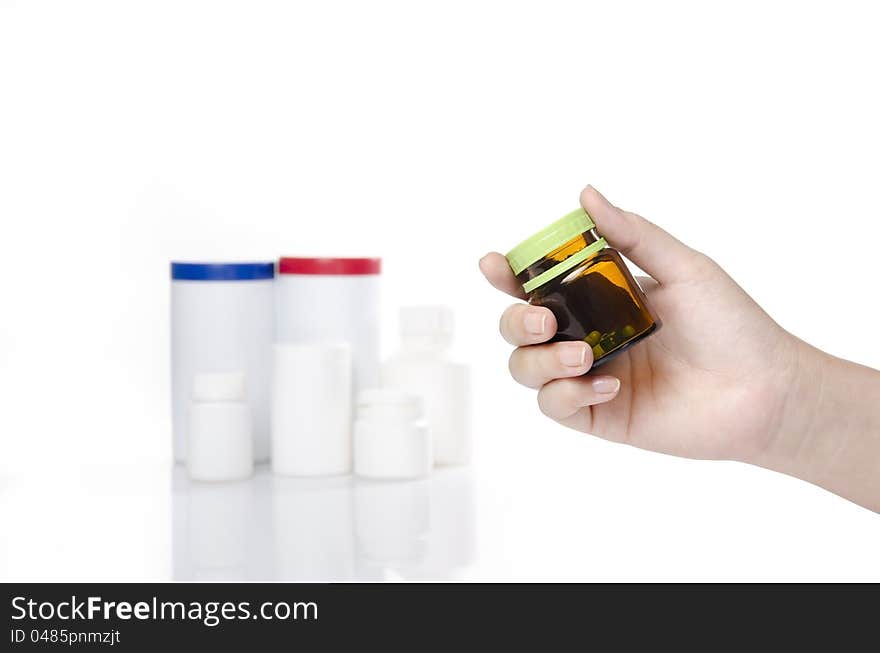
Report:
187,372,254,482
353,389,431,480
275,257,381,398
171,262,274,464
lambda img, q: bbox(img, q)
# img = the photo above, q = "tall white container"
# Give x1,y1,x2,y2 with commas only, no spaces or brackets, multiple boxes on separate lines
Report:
275,257,381,396
171,262,274,463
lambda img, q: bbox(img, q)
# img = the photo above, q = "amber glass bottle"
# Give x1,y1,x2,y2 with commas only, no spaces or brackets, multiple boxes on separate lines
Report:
506,208,661,367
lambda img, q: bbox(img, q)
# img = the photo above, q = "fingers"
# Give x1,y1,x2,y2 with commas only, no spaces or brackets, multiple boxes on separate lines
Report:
508,341,593,389
580,185,703,286
537,375,621,420
482,188,699,291
479,252,526,299
499,304,557,346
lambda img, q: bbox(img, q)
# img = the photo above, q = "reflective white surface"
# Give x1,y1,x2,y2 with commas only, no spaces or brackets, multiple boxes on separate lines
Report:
3,442,880,581
172,466,476,581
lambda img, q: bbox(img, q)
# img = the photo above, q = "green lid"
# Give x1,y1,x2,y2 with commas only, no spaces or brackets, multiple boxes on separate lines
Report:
506,208,596,275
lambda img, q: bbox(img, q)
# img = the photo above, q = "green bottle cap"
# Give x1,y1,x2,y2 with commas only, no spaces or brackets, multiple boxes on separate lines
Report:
505,208,596,275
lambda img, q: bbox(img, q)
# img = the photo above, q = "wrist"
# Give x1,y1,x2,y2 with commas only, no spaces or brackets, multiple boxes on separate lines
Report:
752,339,880,511
751,338,828,476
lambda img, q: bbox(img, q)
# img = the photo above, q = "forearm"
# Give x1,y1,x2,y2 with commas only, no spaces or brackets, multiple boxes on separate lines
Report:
760,341,880,512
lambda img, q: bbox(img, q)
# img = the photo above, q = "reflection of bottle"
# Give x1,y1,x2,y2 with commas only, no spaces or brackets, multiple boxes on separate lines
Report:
246,470,276,581
171,465,191,581
399,467,477,580
173,468,274,581
382,306,471,466
270,476,356,581
184,478,254,581
353,477,430,568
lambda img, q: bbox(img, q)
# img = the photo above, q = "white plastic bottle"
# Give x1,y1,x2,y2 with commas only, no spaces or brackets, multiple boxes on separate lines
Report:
275,257,381,399
353,389,431,480
187,372,254,482
381,306,471,466
171,262,274,463
271,342,353,477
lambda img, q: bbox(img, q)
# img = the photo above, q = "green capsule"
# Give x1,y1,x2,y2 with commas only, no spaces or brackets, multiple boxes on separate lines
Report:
592,344,605,359
600,332,618,351
622,324,636,338
585,330,601,347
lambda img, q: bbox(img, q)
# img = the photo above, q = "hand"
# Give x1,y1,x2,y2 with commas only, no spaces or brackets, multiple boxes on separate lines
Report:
480,186,804,464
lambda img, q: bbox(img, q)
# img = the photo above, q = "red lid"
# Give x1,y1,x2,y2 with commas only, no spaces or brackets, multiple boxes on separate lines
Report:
278,257,382,275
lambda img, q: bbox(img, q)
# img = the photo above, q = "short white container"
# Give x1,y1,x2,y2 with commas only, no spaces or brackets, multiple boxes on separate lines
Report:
171,262,274,463
275,257,381,397
353,389,431,480
187,372,254,482
271,342,353,477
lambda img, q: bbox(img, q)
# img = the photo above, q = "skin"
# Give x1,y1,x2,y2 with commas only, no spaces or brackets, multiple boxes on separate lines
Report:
481,185,880,512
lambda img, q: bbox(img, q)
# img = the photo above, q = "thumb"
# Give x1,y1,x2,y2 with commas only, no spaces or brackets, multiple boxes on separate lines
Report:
580,185,702,285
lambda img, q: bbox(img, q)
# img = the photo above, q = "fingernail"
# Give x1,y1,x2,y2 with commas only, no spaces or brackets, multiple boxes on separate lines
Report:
559,342,588,367
591,377,620,394
524,311,547,335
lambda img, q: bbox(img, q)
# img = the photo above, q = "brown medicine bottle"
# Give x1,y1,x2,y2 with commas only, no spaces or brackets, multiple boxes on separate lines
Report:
505,208,661,367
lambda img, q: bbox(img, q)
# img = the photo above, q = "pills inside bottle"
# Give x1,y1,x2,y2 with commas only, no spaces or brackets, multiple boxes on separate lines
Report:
506,208,661,367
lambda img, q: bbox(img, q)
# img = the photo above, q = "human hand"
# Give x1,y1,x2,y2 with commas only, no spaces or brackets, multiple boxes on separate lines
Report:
480,186,805,465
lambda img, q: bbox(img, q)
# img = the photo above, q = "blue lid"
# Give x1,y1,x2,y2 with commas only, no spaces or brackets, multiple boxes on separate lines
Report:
171,262,275,281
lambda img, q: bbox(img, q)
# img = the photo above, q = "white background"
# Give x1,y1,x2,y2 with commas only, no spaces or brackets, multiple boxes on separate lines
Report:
1,0,879,581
